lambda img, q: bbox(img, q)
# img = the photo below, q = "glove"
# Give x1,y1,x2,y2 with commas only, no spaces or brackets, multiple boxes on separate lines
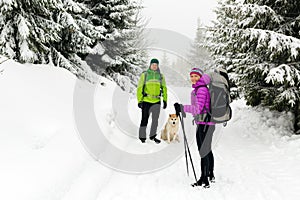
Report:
174,103,182,116
163,101,167,109
138,102,143,109
174,103,186,118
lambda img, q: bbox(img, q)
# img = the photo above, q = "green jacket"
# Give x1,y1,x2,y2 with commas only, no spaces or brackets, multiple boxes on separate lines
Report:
137,69,167,103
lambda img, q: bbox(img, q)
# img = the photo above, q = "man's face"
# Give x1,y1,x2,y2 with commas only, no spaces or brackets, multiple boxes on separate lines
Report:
150,63,158,71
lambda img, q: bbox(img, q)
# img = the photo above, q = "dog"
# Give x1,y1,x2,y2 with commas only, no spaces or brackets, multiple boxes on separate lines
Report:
161,114,180,143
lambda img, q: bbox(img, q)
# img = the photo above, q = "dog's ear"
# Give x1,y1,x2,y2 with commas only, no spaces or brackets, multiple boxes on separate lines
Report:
169,114,172,117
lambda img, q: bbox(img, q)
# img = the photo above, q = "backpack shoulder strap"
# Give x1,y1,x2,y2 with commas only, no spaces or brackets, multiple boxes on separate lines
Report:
142,71,147,97
159,73,163,91
193,85,207,96
194,85,211,114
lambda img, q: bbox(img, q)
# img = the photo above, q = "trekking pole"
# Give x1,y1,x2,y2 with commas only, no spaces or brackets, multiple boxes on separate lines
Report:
178,114,198,183
183,127,189,176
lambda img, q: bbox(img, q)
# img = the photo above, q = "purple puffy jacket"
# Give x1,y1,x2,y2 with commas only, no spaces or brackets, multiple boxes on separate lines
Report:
183,74,215,125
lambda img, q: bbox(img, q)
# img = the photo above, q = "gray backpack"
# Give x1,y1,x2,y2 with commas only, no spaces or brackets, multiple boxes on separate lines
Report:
208,68,232,123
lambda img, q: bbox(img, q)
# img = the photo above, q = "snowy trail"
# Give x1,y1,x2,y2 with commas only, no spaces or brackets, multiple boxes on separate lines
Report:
1,61,300,200
61,159,114,200
80,79,300,200
82,98,300,200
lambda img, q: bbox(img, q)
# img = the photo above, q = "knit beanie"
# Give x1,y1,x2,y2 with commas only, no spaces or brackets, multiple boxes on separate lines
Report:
190,68,203,76
150,58,159,65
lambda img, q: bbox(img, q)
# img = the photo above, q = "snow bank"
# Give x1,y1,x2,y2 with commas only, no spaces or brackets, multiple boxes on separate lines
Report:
0,60,111,200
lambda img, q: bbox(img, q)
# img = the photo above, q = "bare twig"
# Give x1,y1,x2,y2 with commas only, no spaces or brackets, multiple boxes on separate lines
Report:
0,58,9,65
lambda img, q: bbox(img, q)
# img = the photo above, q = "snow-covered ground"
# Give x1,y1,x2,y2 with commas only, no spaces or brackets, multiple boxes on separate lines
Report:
1,59,300,200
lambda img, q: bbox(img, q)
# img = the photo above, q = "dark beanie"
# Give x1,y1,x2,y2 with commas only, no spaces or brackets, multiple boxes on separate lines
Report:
150,58,159,65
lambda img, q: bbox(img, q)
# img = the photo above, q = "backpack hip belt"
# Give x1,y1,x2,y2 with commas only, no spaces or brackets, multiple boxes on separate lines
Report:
193,105,211,122
194,113,208,122
143,94,161,99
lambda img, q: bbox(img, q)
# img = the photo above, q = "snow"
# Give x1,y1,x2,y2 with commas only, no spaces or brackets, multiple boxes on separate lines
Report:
266,65,285,84
247,28,300,59
1,60,300,200
234,3,283,29
19,40,37,62
0,23,15,58
1,0,13,9
90,43,105,55
64,0,85,14
265,63,300,89
17,15,30,39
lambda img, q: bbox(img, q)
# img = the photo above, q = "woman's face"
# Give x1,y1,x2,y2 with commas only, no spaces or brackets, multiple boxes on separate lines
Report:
190,74,201,84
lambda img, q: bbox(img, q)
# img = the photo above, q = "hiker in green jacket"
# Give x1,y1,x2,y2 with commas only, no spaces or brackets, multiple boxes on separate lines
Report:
137,58,168,144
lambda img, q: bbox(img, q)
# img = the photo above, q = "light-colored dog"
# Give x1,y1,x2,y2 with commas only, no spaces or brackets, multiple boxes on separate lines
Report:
161,114,180,143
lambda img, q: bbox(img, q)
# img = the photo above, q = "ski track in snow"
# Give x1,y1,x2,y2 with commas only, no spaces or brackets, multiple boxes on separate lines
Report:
1,60,300,200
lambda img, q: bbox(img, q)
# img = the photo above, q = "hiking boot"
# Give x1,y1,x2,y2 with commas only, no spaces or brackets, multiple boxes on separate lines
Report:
191,176,210,188
150,137,161,144
208,171,215,183
140,139,146,143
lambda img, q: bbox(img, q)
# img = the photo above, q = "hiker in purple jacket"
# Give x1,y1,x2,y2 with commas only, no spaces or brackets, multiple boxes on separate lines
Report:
174,68,215,188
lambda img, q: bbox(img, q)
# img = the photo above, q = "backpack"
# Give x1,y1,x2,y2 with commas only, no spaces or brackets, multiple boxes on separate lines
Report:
142,71,163,98
195,68,232,124
208,68,232,123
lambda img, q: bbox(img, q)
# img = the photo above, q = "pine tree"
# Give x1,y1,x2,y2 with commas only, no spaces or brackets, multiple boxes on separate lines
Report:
173,56,192,85
0,0,102,81
188,18,211,69
0,0,147,87
79,0,147,92
207,0,300,134
161,51,170,67
0,0,62,63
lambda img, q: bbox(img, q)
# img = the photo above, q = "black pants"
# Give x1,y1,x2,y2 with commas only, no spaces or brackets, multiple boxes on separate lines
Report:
139,102,161,140
196,124,215,177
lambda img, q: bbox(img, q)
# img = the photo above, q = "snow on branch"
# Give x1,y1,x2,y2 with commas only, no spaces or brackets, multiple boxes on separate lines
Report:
246,28,300,60
265,64,300,86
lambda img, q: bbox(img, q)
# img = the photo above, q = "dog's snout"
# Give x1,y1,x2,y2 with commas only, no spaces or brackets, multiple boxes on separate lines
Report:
173,122,176,124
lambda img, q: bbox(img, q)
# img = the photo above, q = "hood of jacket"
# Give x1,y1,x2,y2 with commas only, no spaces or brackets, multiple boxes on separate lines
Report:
192,74,210,88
